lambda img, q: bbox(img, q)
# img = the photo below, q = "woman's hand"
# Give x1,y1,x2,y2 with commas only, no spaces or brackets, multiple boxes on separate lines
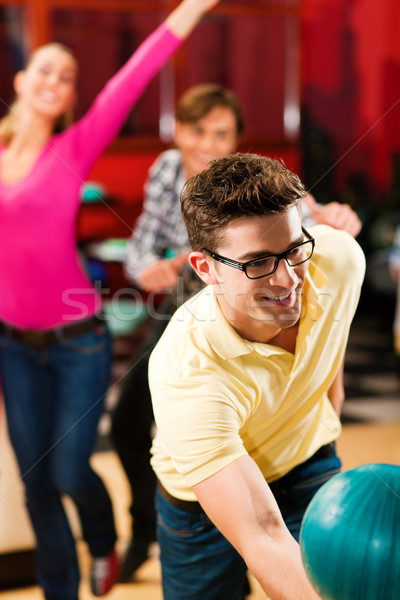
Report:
166,0,220,39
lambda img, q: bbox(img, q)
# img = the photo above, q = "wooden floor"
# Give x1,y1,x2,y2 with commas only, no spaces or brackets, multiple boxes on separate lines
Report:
1,421,399,600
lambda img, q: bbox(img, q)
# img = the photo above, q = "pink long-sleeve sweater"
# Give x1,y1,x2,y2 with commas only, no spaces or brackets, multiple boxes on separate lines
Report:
0,24,181,329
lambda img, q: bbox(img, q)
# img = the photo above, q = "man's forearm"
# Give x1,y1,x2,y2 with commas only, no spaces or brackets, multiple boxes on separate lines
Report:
245,535,321,600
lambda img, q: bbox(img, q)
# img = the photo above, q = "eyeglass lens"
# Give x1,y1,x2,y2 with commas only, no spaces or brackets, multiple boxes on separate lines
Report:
245,240,314,278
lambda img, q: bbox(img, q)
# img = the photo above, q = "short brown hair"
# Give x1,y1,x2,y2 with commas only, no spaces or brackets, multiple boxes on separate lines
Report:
175,84,245,138
181,152,306,251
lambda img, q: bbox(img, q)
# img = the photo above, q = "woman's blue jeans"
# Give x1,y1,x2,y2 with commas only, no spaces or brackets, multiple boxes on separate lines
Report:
0,323,116,600
156,444,341,600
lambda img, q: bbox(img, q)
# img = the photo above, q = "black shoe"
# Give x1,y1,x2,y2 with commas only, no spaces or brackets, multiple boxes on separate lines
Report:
118,538,155,583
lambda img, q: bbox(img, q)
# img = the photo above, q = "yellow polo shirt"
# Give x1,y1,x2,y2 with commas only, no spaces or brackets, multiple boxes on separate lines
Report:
150,226,365,501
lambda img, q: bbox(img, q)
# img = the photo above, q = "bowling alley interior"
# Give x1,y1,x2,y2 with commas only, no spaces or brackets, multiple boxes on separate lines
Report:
0,1,399,599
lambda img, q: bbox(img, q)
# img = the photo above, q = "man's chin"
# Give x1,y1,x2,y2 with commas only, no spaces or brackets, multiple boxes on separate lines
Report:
249,303,301,326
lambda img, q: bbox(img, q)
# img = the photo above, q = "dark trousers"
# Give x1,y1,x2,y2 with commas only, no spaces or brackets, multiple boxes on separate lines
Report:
111,304,172,541
0,325,116,600
156,443,341,600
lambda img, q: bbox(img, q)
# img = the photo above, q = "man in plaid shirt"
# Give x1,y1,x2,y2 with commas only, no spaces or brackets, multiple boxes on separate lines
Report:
125,85,244,297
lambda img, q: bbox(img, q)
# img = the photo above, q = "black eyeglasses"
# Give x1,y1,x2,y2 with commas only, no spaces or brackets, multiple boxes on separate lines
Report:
202,227,315,280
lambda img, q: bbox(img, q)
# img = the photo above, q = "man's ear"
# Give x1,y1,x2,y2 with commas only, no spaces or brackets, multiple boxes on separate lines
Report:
189,252,218,285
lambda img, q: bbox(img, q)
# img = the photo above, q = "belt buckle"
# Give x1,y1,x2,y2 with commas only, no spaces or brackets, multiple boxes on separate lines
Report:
21,329,48,350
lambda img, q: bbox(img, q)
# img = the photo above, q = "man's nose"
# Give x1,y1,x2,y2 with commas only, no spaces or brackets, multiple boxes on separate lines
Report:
198,134,214,153
268,257,298,287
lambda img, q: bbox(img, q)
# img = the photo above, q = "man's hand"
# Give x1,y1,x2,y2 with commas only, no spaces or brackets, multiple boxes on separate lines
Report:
138,252,190,293
303,193,362,237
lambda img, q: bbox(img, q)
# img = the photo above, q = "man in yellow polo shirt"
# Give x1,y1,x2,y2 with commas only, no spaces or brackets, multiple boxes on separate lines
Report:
149,153,365,600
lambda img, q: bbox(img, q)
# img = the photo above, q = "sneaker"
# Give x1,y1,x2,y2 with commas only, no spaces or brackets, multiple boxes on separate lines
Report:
118,538,154,583
91,549,120,596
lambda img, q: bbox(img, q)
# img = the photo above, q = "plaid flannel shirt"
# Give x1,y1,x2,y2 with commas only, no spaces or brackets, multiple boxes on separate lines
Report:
125,149,190,285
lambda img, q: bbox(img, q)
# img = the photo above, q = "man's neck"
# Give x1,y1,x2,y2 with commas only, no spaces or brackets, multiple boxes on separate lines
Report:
267,323,299,353
223,309,299,351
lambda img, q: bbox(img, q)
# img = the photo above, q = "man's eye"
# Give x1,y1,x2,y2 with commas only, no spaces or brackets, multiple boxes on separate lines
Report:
287,246,302,257
250,257,273,268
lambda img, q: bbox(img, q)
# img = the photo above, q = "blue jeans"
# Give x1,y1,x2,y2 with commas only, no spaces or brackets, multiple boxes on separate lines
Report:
156,444,341,600
0,323,116,600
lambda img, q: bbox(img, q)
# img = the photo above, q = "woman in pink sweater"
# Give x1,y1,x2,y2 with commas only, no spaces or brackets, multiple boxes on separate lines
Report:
0,1,218,598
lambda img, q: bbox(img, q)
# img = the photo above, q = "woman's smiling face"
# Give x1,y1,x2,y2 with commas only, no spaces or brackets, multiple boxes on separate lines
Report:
15,45,77,122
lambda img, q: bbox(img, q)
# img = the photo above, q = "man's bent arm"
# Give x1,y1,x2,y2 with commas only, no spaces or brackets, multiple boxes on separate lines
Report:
327,360,345,416
193,455,322,600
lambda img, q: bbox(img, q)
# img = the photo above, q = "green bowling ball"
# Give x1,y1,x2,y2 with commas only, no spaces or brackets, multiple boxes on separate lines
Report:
300,463,400,600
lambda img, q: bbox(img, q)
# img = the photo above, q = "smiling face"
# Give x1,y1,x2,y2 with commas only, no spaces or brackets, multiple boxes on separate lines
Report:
174,106,239,178
15,44,77,125
191,206,309,343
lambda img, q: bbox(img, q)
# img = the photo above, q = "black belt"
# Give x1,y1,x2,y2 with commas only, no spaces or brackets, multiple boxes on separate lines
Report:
157,481,204,513
300,441,336,467
268,442,337,496
0,314,104,350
